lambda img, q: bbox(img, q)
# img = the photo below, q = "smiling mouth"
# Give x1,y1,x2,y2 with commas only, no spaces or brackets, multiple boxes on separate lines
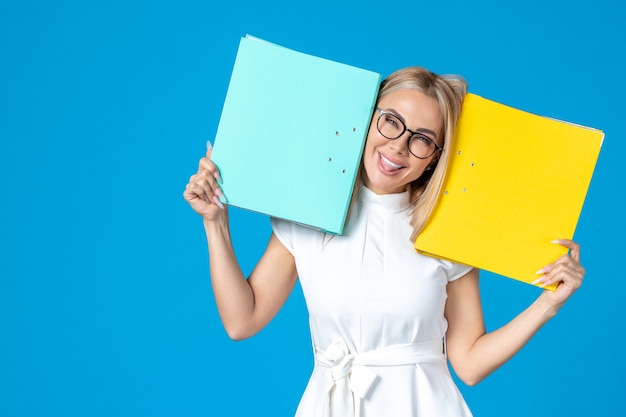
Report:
379,153,404,171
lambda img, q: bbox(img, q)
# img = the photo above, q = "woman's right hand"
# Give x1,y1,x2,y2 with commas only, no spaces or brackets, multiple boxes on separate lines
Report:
183,142,227,222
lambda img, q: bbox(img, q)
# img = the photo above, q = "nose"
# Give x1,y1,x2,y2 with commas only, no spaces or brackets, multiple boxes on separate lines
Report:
388,132,411,155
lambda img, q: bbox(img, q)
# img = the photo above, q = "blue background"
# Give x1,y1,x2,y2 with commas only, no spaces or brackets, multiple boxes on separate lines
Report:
1,0,623,416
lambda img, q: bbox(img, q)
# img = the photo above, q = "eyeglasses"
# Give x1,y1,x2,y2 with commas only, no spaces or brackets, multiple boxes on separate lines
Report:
375,107,443,159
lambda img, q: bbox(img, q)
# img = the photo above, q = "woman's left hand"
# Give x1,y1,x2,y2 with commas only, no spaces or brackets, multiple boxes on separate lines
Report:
533,239,585,309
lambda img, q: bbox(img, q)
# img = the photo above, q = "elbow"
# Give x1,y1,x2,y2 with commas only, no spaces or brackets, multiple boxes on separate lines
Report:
459,376,482,387
226,331,248,342
221,311,265,340
449,351,491,386
224,323,257,341
455,369,487,387
225,328,251,341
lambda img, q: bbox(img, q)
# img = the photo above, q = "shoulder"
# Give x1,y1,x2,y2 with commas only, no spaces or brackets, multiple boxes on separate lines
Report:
444,261,475,283
270,217,327,254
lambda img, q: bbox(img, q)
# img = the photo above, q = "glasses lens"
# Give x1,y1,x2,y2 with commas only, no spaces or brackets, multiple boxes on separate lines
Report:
377,112,404,139
409,135,437,159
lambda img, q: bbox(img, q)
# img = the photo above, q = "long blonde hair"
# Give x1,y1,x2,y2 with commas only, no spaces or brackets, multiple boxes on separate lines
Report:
375,67,467,241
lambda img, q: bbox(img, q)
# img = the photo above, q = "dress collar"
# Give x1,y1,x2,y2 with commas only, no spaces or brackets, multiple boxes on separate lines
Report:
358,182,411,213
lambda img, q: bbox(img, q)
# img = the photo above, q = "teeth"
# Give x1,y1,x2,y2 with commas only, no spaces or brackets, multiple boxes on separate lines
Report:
380,154,403,169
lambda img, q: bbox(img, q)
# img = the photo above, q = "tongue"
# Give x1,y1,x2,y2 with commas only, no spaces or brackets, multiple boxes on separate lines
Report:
380,155,402,172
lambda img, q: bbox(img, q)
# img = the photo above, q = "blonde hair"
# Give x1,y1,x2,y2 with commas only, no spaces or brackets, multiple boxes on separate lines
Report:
376,67,467,241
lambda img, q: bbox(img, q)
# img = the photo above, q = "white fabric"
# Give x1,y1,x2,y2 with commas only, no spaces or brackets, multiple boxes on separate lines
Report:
316,339,445,417
271,183,474,417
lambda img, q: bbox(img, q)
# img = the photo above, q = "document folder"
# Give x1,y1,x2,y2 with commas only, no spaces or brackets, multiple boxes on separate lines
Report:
414,93,603,290
210,35,381,234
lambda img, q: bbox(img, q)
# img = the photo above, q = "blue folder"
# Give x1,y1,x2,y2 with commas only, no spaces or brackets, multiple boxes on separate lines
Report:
211,36,381,234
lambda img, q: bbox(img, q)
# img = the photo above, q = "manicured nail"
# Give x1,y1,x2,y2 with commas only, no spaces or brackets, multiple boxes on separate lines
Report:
206,140,213,151
212,195,225,210
213,171,223,185
535,268,545,275
532,277,545,285
215,187,224,198
550,239,562,244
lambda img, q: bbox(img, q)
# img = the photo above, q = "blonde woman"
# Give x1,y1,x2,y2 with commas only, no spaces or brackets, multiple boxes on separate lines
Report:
183,67,584,416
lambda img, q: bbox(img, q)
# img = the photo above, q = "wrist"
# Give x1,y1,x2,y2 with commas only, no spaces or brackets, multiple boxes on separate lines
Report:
532,293,560,320
203,213,230,236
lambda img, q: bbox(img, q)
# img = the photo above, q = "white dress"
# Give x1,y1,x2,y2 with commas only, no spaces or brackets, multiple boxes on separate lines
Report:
271,184,474,417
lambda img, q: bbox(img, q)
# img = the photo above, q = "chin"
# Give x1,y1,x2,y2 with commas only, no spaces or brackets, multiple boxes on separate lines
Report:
365,175,408,195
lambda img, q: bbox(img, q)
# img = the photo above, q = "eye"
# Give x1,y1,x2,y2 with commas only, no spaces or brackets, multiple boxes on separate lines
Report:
414,134,433,145
384,115,399,127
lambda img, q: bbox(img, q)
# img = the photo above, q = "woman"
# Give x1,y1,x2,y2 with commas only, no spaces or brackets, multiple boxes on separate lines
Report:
183,67,585,416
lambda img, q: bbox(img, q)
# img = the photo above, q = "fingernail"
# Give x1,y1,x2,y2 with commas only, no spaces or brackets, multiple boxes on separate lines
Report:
215,187,224,198
532,277,545,285
550,239,562,244
206,140,213,151
212,195,225,210
535,268,545,275
213,171,223,185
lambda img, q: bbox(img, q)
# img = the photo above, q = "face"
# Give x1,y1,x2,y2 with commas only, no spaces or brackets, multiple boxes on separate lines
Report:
362,89,443,195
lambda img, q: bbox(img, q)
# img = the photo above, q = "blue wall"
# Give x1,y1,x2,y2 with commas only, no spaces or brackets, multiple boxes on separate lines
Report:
1,0,623,416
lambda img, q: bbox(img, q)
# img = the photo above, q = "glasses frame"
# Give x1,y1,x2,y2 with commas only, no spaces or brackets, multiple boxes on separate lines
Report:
375,107,443,159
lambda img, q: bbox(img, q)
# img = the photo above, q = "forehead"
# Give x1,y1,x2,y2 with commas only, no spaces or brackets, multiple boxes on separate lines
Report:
378,89,442,133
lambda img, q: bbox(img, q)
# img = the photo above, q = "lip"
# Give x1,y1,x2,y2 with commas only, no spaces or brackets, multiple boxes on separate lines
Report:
377,151,405,174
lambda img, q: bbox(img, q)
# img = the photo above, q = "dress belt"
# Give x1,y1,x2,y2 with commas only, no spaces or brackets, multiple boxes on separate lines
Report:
314,339,445,417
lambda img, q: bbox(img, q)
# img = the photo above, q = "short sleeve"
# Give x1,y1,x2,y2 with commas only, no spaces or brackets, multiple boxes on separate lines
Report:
445,262,475,283
270,217,296,254
271,217,328,260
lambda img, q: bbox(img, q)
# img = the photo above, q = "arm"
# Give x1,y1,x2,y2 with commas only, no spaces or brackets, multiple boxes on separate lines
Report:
444,239,585,386
206,221,298,340
183,144,298,340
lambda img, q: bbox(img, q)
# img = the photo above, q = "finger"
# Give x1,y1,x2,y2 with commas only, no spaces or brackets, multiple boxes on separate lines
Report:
194,168,227,206
533,239,576,276
535,258,585,289
188,170,214,199
199,156,223,185
205,140,223,183
541,272,583,291
212,195,225,209
196,167,224,201
185,177,226,212
184,175,210,203
552,238,581,263
184,184,209,205
194,172,218,201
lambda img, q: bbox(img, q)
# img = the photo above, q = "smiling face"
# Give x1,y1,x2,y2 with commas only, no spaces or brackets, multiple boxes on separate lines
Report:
362,89,443,195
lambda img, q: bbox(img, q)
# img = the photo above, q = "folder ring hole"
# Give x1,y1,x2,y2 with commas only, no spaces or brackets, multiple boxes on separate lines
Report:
342,169,346,173
352,127,356,132
335,131,339,136
444,190,449,195
328,157,332,162
462,188,468,193
470,163,475,167
457,150,462,155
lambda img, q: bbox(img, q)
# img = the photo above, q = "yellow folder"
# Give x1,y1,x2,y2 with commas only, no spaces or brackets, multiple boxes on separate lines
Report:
413,93,603,290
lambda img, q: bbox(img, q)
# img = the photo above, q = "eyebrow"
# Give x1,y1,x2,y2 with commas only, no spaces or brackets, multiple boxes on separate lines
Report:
385,107,439,139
